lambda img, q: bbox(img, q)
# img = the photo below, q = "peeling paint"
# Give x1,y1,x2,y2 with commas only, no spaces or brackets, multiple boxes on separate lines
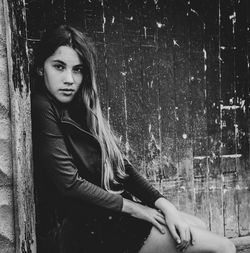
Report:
153,0,160,10
148,123,151,133
156,21,164,28
229,11,236,34
143,26,147,38
125,16,133,21
190,8,199,17
63,0,67,22
121,71,127,76
194,154,242,160
221,105,240,110
218,56,224,64
203,48,207,72
173,39,180,47
102,15,106,33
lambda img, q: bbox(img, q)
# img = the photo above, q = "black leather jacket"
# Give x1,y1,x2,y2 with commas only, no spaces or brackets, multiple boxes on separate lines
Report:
31,89,163,230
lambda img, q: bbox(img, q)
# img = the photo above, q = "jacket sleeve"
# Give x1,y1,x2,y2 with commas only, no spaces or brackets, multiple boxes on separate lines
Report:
123,160,164,207
32,97,123,212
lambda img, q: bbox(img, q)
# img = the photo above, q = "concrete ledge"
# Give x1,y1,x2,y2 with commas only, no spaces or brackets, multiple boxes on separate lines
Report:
231,236,250,253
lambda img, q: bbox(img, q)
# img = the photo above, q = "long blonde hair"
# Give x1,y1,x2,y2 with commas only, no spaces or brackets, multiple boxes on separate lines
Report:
80,48,127,192
35,25,127,192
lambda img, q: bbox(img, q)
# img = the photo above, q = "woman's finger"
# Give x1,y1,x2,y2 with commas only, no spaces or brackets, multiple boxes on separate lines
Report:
176,238,189,252
190,227,195,245
167,224,181,245
176,238,187,250
155,214,166,225
176,243,188,252
156,209,164,216
176,227,189,251
185,227,191,244
151,219,166,234
155,210,165,219
179,226,188,243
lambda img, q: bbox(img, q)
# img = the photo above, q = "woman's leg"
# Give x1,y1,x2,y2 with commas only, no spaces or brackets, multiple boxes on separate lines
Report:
180,211,208,229
138,213,236,253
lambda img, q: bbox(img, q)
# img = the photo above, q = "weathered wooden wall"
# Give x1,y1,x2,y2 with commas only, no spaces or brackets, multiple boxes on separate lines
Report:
26,0,250,239
0,0,36,252
0,0,15,252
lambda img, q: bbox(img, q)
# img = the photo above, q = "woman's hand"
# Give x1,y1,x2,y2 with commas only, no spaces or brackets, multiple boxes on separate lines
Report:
155,197,195,252
122,198,166,234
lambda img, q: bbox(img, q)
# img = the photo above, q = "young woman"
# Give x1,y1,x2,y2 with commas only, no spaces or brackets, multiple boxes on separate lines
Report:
31,24,236,253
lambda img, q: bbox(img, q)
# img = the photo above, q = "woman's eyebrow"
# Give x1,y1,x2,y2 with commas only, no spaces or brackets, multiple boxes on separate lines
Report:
52,60,83,67
52,60,66,65
73,64,84,67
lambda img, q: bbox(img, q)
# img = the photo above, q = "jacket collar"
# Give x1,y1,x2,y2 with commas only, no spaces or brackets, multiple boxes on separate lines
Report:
60,106,103,157
39,86,101,146
40,86,82,129
59,100,101,146
60,109,83,130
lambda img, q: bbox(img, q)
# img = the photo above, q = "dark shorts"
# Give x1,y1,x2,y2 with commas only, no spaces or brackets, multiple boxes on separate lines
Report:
59,212,152,253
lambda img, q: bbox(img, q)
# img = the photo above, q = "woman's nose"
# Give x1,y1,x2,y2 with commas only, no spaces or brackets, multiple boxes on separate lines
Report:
64,70,74,84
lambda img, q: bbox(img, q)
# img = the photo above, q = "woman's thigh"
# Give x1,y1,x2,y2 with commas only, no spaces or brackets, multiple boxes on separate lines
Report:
180,211,208,229
138,212,236,253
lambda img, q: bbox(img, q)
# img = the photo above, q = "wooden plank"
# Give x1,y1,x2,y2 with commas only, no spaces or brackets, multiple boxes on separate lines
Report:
156,1,178,203
138,0,162,182
140,44,161,178
220,0,239,238
234,0,250,238
93,0,109,116
193,158,209,225
221,159,238,238
188,0,211,220
26,0,71,66
0,3,15,252
5,0,36,252
66,0,96,32
200,0,224,235
66,0,104,37
170,0,194,213
26,0,67,37
120,0,146,170
103,0,127,148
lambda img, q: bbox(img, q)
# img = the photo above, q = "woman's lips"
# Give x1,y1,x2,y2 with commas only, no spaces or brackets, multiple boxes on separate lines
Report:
59,89,74,95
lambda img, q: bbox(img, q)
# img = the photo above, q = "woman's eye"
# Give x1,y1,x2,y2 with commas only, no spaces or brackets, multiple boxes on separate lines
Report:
73,67,83,74
54,64,64,70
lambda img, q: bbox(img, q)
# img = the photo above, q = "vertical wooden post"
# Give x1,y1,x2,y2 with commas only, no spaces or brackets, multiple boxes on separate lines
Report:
0,0,15,252
3,0,36,252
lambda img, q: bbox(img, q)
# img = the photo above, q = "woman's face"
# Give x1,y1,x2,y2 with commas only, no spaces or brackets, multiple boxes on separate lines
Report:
43,45,84,103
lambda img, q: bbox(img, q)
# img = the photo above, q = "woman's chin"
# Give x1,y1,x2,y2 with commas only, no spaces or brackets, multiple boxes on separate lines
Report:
56,94,75,103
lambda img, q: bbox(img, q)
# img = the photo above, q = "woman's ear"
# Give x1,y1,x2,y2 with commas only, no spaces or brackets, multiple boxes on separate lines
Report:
37,68,44,76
